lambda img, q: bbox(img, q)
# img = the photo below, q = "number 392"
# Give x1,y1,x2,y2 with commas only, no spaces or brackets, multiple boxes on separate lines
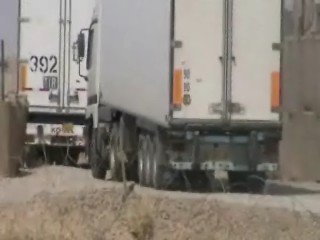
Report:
29,55,58,74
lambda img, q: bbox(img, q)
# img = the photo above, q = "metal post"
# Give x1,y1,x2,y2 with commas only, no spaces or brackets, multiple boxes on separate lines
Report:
0,40,5,101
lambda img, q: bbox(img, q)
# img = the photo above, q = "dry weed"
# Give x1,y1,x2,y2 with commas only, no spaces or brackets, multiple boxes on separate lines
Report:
126,196,154,240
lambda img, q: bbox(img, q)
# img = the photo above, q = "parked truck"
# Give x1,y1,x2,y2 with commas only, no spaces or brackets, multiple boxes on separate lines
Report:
19,0,95,165
77,0,282,191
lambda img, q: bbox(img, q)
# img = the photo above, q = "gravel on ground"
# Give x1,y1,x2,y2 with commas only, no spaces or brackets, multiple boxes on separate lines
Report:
0,166,320,240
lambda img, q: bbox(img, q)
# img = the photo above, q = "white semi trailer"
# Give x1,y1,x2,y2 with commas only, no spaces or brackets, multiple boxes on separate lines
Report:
77,0,282,191
19,0,95,165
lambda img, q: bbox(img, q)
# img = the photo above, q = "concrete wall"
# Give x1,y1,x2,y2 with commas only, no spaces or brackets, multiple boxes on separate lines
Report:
0,0,19,94
291,0,320,36
280,112,320,182
280,36,320,181
279,1,320,181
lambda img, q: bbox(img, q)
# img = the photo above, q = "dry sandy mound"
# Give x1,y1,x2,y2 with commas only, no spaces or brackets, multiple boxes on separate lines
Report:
0,187,319,240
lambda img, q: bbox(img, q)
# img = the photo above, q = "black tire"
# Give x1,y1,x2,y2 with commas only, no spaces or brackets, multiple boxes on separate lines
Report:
109,124,123,181
48,147,64,165
228,171,266,193
151,129,167,190
83,125,90,163
181,171,215,192
144,136,154,187
138,135,147,186
246,172,267,194
24,146,41,169
119,115,138,181
65,149,81,167
90,128,108,180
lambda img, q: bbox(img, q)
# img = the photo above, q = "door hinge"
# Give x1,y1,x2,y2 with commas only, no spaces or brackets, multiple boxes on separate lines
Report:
171,103,182,111
68,91,79,104
272,43,281,51
19,59,29,64
228,102,245,115
172,40,183,49
208,102,223,115
19,17,30,23
209,102,245,115
49,90,60,103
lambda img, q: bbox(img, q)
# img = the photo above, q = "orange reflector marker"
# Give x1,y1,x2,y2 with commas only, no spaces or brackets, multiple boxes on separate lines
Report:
271,71,280,110
173,69,183,105
20,64,28,91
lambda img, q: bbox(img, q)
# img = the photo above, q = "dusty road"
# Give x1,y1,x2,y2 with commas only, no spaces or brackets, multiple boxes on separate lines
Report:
0,166,320,239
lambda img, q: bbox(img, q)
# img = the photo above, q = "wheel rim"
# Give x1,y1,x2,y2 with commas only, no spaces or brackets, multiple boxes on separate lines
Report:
246,174,266,194
109,145,116,177
90,134,96,168
109,126,120,179
145,145,152,186
138,136,145,185
90,132,102,178
138,148,144,185
152,153,158,188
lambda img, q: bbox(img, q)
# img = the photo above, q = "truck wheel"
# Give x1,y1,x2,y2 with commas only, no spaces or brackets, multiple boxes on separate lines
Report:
228,171,266,193
24,146,41,169
151,130,167,189
90,129,107,180
109,124,123,181
138,135,147,186
83,125,90,163
246,172,267,194
144,136,154,186
182,171,214,192
119,115,138,181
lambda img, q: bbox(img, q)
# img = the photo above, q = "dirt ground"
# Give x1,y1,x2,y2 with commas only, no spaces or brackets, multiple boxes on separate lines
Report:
0,166,320,240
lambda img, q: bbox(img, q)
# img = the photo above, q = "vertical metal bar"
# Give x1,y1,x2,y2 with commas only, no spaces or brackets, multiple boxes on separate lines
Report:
222,0,229,122
58,0,63,106
1,40,5,101
221,0,234,122
62,0,67,108
17,0,22,93
226,0,234,121
300,0,306,36
168,0,175,119
279,0,284,117
67,0,72,106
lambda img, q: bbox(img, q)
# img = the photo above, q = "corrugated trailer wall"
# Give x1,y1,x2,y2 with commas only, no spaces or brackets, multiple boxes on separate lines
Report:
0,0,19,95
280,0,320,181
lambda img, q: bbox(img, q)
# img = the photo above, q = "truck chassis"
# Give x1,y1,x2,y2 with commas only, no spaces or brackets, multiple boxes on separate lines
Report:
87,113,279,193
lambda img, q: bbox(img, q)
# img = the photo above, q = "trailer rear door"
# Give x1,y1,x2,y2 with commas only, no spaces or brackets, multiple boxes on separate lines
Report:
19,0,62,111
172,0,224,121
19,0,92,114
172,0,281,125
63,0,94,113
230,0,281,122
